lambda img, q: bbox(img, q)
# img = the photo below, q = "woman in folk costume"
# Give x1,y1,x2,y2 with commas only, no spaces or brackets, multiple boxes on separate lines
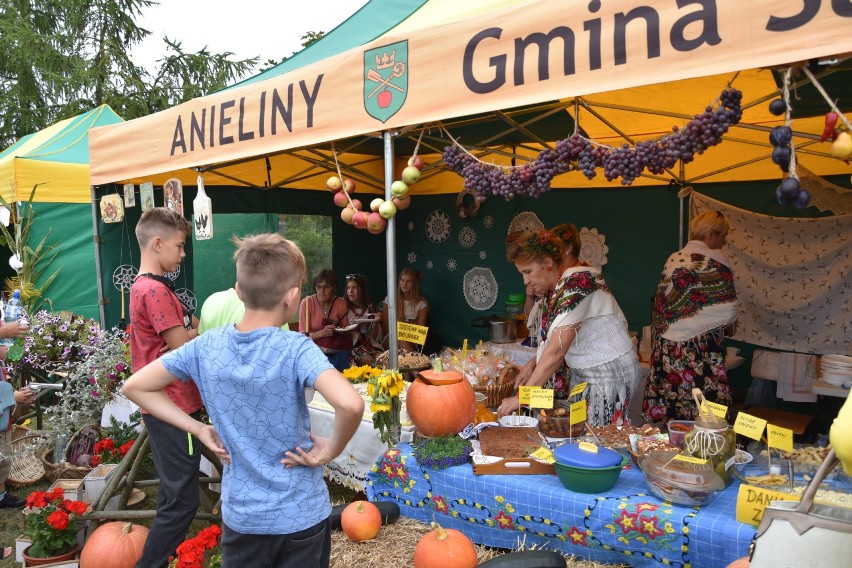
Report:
642,210,738,422
498,229,640,426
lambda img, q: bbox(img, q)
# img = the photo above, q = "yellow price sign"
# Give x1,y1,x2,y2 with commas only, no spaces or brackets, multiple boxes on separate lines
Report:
569,400,586,425
706,401,728,419
519,385,539,405
461,338,468,361
673,454,708,465
529,388,554,409
569,382,588,398
530,447,555,464
398,322,429,346
767,424,794,452
734,412,767,440
736,484,799,526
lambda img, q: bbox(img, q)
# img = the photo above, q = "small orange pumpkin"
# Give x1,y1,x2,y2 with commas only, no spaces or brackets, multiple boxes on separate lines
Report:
406,372,476,436
414,522,478,568
80,521,149,568
340,500,382,542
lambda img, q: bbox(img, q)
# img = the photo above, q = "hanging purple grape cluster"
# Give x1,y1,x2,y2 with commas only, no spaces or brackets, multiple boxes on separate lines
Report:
442,87,743,199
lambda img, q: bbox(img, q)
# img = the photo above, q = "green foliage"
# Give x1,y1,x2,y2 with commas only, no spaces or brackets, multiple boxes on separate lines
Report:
278,214,332,296
412,435,472,469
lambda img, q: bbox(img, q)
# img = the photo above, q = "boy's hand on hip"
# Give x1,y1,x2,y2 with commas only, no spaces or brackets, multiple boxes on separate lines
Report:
197,425,230,464
281,434,333,468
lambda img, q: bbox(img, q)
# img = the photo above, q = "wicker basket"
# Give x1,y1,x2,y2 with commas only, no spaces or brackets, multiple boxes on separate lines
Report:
473,365,518,408
39,448,93,482
8,432,46,486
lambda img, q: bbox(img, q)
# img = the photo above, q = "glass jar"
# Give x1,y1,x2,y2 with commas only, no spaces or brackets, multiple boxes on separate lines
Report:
474,392,496,424
505,293,528,338
683,414,736,486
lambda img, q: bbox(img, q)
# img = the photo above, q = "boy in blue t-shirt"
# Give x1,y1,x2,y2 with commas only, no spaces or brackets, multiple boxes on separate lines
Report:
124,234,364,567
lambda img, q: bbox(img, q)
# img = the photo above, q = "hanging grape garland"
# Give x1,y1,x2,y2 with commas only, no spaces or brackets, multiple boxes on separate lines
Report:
441,87,743,200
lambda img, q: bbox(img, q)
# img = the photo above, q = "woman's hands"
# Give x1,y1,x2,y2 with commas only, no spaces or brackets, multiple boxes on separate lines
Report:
497,395,520,417
515,358,536,388
312,324,336,340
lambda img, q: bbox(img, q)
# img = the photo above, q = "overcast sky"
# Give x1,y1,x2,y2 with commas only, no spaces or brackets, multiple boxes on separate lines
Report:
131,0,368,76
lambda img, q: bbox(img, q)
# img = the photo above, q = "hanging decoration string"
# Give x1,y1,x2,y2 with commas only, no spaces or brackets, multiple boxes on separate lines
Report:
800,65,852,132
783,68,798,180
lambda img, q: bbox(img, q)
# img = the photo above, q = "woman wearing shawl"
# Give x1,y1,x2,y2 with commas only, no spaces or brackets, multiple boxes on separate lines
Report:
498,228,640,426
642,210,738,422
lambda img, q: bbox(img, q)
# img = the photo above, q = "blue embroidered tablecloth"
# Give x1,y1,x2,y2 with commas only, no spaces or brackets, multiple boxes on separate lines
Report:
366,444,756,568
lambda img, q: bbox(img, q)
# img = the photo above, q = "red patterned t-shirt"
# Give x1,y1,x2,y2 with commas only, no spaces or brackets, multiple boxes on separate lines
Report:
129,276,202,414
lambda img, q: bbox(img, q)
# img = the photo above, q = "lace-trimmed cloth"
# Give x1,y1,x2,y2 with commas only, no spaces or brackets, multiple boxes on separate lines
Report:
653,241,738,342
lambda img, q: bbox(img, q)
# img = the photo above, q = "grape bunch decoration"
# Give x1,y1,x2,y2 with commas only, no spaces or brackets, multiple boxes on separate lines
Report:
442,87,743,200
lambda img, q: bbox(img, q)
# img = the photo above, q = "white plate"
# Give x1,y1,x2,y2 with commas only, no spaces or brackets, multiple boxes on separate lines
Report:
498,415,537,428
334,324,358,333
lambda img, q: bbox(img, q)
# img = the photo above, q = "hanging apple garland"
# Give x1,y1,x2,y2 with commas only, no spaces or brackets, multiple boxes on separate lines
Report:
441,87,743,200
328,138,424,234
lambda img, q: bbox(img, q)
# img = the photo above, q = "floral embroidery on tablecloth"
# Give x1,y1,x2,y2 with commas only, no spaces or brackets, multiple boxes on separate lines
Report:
371,448,414,492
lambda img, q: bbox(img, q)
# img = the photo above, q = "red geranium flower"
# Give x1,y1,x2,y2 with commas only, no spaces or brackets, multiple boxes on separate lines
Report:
46,510,70,530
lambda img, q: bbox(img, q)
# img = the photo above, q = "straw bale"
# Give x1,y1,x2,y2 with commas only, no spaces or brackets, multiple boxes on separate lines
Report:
329,515,626,568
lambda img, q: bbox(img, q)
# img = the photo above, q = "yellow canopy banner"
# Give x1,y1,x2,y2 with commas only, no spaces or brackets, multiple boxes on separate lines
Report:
89,0,852,186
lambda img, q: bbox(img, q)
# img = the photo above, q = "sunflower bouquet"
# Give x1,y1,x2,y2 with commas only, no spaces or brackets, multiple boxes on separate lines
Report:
341,364,381,384
367,369,405,446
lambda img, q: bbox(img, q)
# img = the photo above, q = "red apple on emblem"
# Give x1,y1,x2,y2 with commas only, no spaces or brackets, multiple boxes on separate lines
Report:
377,89,392,109
333,191,349,208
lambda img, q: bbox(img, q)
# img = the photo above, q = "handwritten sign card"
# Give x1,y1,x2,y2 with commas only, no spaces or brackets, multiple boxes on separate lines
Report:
519,386,539,405
397,322,428,346
734,412,767,440
529,388,554,409
569,382,588,398
569,400,586,425
736,484,798,526
767,424,794,452
706,401,728,419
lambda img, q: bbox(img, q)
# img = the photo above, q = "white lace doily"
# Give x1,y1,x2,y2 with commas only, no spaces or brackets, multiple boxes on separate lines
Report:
176,288,197,314
164,265,180,281
459,226,477,248
407,251,418,264
579,227,609,268
426,260,433,269
479,251,487,260
447,258,458,272
112,265,138,291
463,267,498,311
426,210,451,243
507,211,544,235
483,215,494,228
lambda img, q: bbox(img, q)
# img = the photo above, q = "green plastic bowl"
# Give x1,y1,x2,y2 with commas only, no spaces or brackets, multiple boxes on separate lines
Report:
553,455,627,493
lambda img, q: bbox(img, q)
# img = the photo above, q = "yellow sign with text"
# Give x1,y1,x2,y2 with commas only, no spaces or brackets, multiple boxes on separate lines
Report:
734,412,767,440
397,322,428,346
673,454,708,465
529,388,554,409
767,424,794,452
519,385,539,405
706,401,728,419
736,484,799,526
530,447,555,464
570,400,587,425
569,382,588,398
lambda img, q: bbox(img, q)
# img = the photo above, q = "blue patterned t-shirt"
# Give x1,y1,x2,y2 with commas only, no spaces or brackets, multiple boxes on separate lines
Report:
161,325,334,534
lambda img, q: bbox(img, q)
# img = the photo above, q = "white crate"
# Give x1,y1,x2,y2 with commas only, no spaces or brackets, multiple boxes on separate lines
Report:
48,479,86,502
82,463,119,502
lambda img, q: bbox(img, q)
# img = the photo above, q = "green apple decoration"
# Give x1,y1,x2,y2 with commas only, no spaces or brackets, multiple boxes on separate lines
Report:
370,198,384,212
327,176,342,192
401,166,421,185
390,180,409,198
379,200,397,219
831,132,852,160
342,178,356,193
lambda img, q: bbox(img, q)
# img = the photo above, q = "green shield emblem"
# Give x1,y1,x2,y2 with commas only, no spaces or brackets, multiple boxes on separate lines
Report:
364,41,408,123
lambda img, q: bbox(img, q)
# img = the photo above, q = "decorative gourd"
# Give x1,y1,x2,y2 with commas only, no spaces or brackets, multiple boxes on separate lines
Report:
413,522,477,568
477,549,568,567
406,371,475,436
80,521,149,568
725,558,751,568
340,500,382,542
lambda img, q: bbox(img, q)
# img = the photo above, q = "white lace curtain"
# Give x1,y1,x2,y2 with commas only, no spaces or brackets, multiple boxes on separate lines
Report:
691,193,852,355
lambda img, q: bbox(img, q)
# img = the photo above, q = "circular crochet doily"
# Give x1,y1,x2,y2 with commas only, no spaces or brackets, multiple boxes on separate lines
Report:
459,227,477,248
164,265,181,281
579,227,609,268
507,211,544,235
463,267,498,311
112,265,138,291
176,288,197,315
425,210,452,243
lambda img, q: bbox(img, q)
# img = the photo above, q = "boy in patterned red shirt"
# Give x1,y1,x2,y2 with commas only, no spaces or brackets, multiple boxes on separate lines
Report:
129,207,200,568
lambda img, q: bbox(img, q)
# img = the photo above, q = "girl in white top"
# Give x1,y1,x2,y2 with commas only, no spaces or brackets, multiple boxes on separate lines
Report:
380,268,429,352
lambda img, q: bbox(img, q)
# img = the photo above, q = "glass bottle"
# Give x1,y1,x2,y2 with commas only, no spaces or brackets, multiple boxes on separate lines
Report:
684,413,736,486
505,293,527,339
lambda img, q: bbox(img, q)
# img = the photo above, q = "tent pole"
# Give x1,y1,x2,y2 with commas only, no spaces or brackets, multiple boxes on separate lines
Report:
383,130,398,369
90,185,107,328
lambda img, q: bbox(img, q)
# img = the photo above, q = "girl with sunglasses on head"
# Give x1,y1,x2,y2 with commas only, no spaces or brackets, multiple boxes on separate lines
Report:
343,274,383,366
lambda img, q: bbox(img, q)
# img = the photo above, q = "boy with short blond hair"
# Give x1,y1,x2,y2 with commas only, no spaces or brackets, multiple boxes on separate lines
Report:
130,207,200,568
124,233,364,568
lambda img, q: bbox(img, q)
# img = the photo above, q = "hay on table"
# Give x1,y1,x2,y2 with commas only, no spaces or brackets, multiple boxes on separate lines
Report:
329,515,627,568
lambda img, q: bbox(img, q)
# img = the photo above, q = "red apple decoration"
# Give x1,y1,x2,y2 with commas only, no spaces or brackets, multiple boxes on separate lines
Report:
350,198,362,211
377,90,392,109
392,195,411,210
352,210,369,229
367,212,387,234
370,198,384,212
408,155,425,170
378,200,397,219
340,207,356,224
326,176,342,192
333,191,349,208
342,178,356,193
390,180,409,198
401,166,421,185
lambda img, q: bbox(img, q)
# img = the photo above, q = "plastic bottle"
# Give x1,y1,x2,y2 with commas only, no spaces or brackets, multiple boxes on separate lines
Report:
505,293,528,338
0,290,24,346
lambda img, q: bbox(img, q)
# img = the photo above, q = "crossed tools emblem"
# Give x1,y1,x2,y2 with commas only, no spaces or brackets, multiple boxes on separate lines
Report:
367,62,407,99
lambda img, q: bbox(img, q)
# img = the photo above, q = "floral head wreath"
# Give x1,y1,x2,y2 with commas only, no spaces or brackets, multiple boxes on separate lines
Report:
552,225,574,244
522,230,562,260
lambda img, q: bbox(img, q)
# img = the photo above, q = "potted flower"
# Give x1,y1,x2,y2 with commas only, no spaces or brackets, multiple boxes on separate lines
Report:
169,524,222,568
23,487,88,564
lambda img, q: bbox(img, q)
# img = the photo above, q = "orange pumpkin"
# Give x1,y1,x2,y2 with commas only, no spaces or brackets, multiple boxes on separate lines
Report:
406,372,475,436
414,522,478,568
726,558,751,568
340,500,382,542
80,521,149,568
